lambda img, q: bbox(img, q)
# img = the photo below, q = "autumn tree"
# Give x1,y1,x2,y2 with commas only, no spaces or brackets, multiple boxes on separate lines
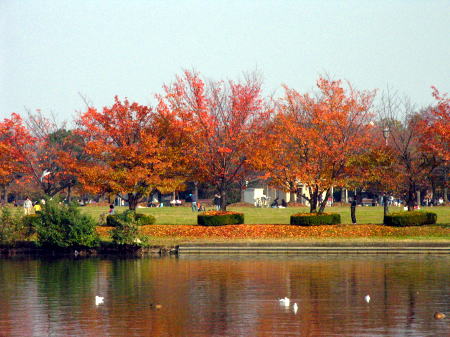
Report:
18,111,82,197
415,88,449,203
158,71,272,210
76,96,182,210
0,113,34,202
377,91,446,210
260,78,376,213
416,88,450,161
346,99,444,213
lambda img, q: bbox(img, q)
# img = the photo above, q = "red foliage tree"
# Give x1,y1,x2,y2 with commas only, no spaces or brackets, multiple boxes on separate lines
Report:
18,112,82,197
158,71,272,210
416,87,450,161
414,87,449,203
260,78,376,213
76,96,181,210
378,89,449,210
0,113,34,202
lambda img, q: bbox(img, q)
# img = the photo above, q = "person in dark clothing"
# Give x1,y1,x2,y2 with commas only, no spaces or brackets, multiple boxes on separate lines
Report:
350,198,357,224
281,199,288,207
189,193,197,212
213,194,221,211
271,198,279,208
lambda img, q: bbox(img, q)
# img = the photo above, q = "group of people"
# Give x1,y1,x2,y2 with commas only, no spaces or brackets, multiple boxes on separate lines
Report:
22,196,45,215
188,193,222,212
270,198,288,208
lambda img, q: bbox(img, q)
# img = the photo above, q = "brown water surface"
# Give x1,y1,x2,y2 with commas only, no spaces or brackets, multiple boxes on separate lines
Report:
0,254,448,336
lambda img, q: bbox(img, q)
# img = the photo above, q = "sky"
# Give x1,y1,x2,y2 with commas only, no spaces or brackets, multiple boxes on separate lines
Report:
1,0,449,124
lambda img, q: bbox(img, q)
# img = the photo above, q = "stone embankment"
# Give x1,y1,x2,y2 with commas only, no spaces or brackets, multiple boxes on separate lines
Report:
1,241,449,257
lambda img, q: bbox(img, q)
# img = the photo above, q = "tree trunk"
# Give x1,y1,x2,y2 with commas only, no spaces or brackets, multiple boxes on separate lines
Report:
351,204,356,224
431,179,436,205
194,181,199,204
127,193,140,210
67,185,72,202
220,190,227,211
318,188,331,214
416,190,421,209
383,195,389,216
309,186,318,213
2,185,7,203
407,182,415,211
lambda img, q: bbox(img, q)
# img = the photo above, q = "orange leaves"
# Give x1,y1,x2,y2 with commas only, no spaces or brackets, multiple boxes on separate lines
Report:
96,224,447,240
217,147,232,154
416,87,449,161
159,71,272,209
0,113,34,186
257,78,377,211
201,210,242,216
76,96,189,206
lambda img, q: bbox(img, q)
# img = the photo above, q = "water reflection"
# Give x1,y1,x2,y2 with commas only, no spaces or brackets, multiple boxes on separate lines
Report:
0,255,448,336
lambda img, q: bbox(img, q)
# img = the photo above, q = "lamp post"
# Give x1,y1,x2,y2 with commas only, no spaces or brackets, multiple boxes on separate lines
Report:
382,127,390,215
383,127,390,146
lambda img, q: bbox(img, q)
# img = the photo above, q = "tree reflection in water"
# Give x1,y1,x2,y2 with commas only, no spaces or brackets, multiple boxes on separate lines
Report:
0,254,448,336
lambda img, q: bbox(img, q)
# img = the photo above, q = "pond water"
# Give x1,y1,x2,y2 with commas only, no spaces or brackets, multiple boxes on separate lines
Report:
0,254,448,336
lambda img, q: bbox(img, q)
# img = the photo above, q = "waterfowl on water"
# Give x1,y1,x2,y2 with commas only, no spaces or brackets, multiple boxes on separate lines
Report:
293,303,298,314
434,312,445,319
95,296,104,305
279,297,290,306
364,295,371,303
150,303,162,310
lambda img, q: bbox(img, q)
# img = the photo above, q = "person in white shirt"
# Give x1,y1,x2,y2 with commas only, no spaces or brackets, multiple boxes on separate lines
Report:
23,196,33,215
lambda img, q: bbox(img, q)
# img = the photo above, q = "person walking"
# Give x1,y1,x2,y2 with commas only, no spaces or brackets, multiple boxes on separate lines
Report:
213,194,221,211
350,198,357,224
23,196,33,215
190,193,197,212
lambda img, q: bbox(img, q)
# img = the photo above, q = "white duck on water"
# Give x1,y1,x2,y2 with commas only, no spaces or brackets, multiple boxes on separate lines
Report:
279,297,290,306
95,296,104,305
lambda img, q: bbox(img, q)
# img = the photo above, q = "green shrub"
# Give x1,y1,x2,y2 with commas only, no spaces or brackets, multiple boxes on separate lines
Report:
34,200,99,248
0,208,27,244
107,210,155,227
290,212,341,226
134,212,156,225
22,214,39,237
109,222,147,245
197,211,244,226
383,211,437,226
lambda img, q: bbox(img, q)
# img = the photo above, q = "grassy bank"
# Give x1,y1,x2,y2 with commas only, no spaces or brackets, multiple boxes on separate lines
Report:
82,205,450,225
90,205,450,245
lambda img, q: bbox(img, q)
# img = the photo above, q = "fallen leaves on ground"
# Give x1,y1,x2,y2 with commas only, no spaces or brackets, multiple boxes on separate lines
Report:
96,224,449,240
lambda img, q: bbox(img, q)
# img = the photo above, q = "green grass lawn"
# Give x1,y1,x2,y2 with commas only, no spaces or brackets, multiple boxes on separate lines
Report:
82,205,450,225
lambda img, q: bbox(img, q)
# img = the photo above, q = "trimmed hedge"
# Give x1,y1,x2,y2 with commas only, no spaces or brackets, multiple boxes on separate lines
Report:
290,212,341,226
107,210,155,227
198,211,244,226
383,211,437,226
